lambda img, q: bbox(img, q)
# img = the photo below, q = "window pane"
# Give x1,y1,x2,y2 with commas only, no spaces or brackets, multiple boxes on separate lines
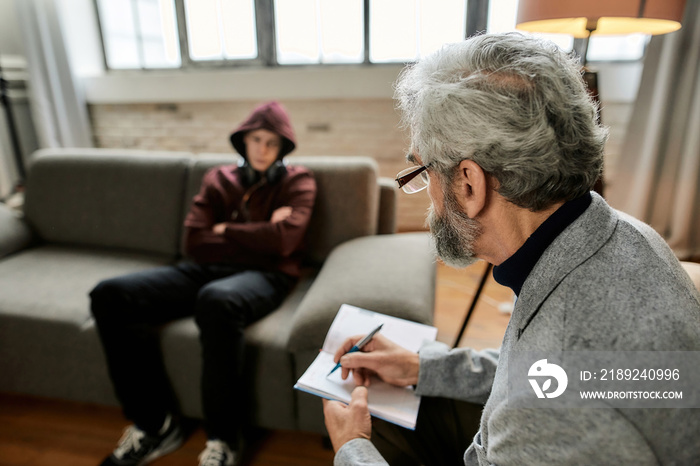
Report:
370,0,418,62
185,0,223,59
587,34,648,61
419,0,465,56
532,33,573,52
487,0,518,33
97,0,137,36
137,0,181,68
275,0,362,65
97,0,180,69
97,0,140,68
185,0,258,61
105,36,141,69
370,0,464,63
318,0,363,63
221,0,258,59
275,0,319,64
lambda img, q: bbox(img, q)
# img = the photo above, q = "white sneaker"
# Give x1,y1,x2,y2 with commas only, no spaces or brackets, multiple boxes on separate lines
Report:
198,439,238,466
102,414,183,466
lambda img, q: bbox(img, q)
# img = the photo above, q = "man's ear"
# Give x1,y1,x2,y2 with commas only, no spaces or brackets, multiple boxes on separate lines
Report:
456,159,487,218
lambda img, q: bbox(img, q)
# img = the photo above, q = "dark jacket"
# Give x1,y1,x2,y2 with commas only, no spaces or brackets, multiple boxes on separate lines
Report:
183,101,316,277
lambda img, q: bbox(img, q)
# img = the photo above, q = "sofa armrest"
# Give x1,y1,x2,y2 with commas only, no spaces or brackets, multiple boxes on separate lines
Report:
0,203,33,259
377,177,398,235
287,232,436,352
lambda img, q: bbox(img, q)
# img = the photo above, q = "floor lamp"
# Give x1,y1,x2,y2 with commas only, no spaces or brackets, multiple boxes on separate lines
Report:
518,0,687,198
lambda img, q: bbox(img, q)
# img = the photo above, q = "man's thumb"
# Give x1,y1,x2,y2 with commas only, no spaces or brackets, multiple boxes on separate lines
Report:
350,386,369,406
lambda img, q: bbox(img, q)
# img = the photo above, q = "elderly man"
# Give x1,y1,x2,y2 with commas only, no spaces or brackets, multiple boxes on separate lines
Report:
323,33,700,465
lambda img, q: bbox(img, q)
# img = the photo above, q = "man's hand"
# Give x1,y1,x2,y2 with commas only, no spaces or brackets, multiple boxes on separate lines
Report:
323,386,372,452
212,223,227,235
334,334,420,387
271,206,293,223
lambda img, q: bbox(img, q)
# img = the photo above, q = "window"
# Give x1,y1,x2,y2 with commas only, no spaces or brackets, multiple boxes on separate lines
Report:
586,34,649,62
95,0,649,70
96,0,181,69
184,0,258,61
369,0,467,63
274,0,364,65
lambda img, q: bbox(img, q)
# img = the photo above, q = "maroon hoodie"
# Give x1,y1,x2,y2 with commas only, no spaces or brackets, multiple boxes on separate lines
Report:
230,101,296,161
183,102,316,277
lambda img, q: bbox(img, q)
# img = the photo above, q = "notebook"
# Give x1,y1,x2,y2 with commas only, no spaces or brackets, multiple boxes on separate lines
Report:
294,304,438,429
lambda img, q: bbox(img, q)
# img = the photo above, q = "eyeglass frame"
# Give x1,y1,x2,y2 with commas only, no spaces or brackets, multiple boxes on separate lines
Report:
395,163,431,193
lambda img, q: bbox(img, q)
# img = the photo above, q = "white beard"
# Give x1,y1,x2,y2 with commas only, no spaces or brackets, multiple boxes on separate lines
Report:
427,188,482,269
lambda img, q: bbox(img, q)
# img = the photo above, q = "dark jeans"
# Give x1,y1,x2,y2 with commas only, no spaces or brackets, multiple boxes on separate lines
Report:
371,396,482,466
90,262,293,446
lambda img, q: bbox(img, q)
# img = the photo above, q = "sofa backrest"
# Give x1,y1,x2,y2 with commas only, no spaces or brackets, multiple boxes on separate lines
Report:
24,149,191,256
23,149,386,263
187,154,380,265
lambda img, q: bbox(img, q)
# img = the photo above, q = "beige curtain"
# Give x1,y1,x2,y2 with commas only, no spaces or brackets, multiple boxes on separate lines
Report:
607,0,700,260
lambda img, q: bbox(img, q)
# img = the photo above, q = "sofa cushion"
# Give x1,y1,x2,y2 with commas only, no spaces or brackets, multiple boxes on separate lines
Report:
0,244,172,403
188,154,379,264
24,149,191,256
288,232,437,353
0,244,172,323
0,241,316,428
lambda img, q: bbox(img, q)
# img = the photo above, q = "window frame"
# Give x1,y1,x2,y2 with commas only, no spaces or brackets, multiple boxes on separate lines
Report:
93,0,644,72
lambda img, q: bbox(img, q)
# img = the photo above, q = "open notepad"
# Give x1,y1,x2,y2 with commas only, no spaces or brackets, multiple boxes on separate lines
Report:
294,304,437,430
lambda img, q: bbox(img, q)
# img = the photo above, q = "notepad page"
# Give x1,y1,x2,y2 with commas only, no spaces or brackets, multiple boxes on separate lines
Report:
322,304,437,354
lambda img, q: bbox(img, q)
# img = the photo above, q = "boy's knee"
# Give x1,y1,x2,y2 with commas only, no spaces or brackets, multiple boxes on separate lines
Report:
194,287,246,329
89,278,130,319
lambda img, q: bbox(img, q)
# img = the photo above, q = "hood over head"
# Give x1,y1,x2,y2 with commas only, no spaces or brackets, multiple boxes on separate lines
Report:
229,101,296,160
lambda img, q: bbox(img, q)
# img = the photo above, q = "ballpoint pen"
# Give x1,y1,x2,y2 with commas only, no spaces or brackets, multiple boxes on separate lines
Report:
327,323,383,376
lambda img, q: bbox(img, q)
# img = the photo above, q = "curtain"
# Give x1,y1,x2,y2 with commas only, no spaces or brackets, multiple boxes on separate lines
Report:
13,0,92,150
607,0,700,260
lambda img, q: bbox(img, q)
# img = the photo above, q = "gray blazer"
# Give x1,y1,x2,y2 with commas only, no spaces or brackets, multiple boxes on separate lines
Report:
335,193,700,465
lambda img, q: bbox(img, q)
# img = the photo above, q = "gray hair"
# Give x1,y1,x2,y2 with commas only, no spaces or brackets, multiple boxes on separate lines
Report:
395,32,608,211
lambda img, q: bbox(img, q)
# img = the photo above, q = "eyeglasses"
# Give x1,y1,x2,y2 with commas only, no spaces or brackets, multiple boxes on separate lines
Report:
395,164,430,194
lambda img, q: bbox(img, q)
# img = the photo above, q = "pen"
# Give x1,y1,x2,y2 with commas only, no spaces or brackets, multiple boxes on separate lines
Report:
327,323,383,376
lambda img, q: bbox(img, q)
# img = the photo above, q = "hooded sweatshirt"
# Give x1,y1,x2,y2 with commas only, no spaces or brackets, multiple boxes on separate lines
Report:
230,101,296,160
183,102,316,277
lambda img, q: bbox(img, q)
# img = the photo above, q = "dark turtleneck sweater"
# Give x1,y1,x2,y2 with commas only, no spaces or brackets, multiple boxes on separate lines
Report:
492,192,592,296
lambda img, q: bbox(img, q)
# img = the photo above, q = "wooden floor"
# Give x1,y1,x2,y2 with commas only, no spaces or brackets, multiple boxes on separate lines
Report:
0,260,512,466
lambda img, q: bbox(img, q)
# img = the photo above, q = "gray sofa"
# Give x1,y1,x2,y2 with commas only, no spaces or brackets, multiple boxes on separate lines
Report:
0,148,436,434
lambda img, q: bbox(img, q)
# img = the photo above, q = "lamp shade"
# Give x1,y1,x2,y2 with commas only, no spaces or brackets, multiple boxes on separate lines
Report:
516,0,686,37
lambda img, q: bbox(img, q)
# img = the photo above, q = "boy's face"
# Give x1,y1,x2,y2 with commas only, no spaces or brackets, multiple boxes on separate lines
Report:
243,129,283,173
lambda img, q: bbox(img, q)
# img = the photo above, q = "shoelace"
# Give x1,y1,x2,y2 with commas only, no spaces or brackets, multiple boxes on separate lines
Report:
113,425,145,459
199,440,231,466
